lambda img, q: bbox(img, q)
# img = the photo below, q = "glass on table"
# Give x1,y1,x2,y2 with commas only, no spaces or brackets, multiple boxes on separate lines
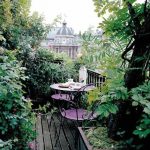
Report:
67,78,75,86
68,78,73,83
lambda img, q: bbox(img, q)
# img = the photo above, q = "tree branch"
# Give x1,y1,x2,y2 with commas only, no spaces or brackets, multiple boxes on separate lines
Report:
126,1,141,34
121,38,135,62
144,0,148,19
143,49,150,72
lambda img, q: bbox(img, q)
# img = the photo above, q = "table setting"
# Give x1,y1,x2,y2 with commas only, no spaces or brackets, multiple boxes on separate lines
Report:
50,78,95,93
58,79,85,90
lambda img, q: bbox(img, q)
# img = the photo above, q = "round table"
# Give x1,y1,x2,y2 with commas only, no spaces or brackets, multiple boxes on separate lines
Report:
50,83,95,103
50,83,95,92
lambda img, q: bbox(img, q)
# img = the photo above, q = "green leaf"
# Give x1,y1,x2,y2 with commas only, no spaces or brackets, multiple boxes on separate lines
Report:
131,94,144,101
132,101,139,106
143,107,150,115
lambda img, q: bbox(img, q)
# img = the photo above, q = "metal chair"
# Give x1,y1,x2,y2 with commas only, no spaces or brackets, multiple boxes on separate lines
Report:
60,83,97,124
54,84,97,147
51,93,73,102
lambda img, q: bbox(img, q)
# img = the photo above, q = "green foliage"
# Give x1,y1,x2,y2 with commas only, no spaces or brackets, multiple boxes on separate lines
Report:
79,30,128,72
78,31,102,69
93,0,144,39
24,48,77,98
26,12,48,48
0,0,14,30
96,103,119,117
133,114,150,139
0,50,35,149
130,81,150,139
0,139,13,150
96,80,150,139
0,1,57,149
95,77,127,118
54,52,79,80
84,127,122,149
87,88,100,104
0,0,47,50
33,102,58,115
79,28,127,120
91,0,150,148
130,81,150,108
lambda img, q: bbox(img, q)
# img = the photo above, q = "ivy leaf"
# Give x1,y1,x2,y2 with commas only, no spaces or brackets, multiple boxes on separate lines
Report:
96,103,118,118
143,107,150,115
5,103,13,110
131,94,144,101
133,129,150,138
132,101,138,106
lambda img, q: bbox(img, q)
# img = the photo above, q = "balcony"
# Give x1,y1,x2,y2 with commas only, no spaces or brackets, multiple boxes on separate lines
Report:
32,69,105,150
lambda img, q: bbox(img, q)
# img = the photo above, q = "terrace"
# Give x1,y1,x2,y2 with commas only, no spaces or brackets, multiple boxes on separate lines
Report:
33,69,105,150
1,1,150,150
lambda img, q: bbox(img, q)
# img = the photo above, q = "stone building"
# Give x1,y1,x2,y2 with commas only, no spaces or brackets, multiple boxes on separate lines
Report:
41,22,80,59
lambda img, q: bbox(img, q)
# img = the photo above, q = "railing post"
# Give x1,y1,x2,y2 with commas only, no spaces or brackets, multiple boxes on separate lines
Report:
79,66,87,85
86,69,105,91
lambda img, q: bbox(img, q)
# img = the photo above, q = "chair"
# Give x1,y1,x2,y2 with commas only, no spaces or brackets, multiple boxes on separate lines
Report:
51,93,73,102
54,84,98,147
60,83,97,124
51,82,76,103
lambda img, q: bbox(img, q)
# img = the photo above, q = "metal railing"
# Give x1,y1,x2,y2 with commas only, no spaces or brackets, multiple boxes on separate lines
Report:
87,69,105,91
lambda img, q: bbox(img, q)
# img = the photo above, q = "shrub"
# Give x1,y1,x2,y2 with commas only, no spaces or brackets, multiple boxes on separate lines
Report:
25,48,77,99
0,50,35,149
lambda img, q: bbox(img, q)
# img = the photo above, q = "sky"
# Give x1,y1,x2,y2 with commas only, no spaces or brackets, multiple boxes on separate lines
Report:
30,0,145,34
30,0,100,33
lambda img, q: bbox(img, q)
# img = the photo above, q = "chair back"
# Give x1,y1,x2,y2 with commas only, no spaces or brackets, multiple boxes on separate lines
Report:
72,83,95,107
58,83,95,112
78,83,95,92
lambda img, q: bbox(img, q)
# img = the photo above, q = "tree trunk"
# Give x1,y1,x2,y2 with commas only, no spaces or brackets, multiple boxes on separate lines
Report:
125,37,149,89
108,15,150,139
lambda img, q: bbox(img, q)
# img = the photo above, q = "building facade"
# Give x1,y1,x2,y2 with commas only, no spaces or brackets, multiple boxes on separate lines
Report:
41,22,80,59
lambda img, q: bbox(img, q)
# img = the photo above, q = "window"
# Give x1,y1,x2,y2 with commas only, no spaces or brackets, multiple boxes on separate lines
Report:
69,48,72,57
56,47,59,53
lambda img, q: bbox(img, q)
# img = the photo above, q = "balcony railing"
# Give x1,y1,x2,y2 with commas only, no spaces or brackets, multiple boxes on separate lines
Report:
87,69,105,91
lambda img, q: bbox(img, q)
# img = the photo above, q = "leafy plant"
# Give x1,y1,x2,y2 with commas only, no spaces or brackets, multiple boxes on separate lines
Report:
84,127,122,150
24,48,77,99
0,139,13,150
133,114,150,139
92,1,150,148
0,0,48,50
129,81,150,139
0,50,35,149
87,88,100,104
78,30,127,71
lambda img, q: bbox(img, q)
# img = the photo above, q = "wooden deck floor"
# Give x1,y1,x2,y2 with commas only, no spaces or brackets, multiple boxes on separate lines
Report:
35,113,77,150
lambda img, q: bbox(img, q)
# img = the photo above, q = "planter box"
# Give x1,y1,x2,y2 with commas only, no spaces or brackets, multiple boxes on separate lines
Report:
77,127,120,150
77,127,93,150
